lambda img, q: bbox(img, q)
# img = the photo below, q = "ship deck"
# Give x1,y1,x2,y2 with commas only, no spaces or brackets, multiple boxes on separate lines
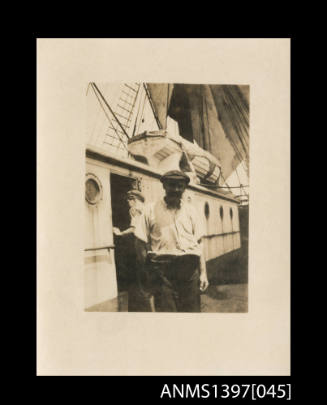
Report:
201,283,248,313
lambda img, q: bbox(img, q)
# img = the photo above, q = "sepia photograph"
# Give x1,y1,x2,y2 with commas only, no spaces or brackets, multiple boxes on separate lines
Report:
37,38,290,376
85,82,249,313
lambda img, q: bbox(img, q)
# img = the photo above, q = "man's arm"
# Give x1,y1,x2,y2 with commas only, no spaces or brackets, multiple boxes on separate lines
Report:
133,205,151,266
191,205,209,292
198,241,209,292
120,226,135,236
113,226,135,236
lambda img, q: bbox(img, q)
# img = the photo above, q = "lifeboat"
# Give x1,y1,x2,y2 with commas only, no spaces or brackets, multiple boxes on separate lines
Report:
128,130,221,184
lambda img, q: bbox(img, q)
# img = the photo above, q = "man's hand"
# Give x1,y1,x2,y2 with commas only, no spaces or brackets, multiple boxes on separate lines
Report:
113,227,122,236
199,272,209,292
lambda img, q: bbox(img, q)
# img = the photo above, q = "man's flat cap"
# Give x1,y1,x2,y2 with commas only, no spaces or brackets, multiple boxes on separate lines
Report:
127,189,145,202
160,170,190,184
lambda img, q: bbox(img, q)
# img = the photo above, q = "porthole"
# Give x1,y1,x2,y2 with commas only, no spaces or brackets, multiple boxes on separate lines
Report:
219,205,224,219
204,202,210,219
85,173,103,205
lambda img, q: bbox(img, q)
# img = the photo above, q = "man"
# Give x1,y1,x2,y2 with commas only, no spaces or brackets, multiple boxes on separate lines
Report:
113,190,153,312
113,189,145,237
134,170,209,312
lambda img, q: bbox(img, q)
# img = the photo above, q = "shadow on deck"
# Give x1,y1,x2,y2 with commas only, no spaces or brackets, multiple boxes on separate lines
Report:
201,283,248,312
206,246,248,285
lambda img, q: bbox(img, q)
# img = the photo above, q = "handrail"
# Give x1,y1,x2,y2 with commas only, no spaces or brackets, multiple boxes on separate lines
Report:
203,231,239,238
84,245,115,252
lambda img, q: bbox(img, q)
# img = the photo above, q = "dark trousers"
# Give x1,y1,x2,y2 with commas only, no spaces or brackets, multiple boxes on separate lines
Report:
150,255,201,312
128,268,154,312
115,234,154,312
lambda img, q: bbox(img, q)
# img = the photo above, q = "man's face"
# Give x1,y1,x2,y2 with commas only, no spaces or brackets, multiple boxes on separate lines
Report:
163,179,187,201
127,196,136,208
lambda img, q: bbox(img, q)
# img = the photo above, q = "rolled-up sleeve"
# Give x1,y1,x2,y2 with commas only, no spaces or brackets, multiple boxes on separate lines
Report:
130,211,139,228
133,205,151,244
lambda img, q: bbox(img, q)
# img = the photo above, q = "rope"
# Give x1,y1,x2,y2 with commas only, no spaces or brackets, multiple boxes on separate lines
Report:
92,83,130,139
218,185,249,189
224,87,249,153
219,172,232,192
91,84,128,151
126,83,140,129
235,164,243,189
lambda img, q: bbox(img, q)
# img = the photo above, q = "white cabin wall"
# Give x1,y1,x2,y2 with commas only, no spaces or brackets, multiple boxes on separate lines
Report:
222,203,233,234
85,160,117,310
214,204,225,259
213,200,224,258
231,204,241,251
187,192,241,262
206,199,215,261
200,197,241,260
222,203,232,254
232,205,240,232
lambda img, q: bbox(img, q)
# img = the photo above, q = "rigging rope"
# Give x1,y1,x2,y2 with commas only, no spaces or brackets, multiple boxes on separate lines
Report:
218,185,249,189
91,83,128,151
224,87,249,153
223,97,248,156
219,172,232,192
92,83,130,140
226,85,249,129
126,83,140,130
235,164,243,189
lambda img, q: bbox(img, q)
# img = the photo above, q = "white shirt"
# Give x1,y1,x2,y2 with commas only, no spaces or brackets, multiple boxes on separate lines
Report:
129,199,144,227
134,198,204,256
